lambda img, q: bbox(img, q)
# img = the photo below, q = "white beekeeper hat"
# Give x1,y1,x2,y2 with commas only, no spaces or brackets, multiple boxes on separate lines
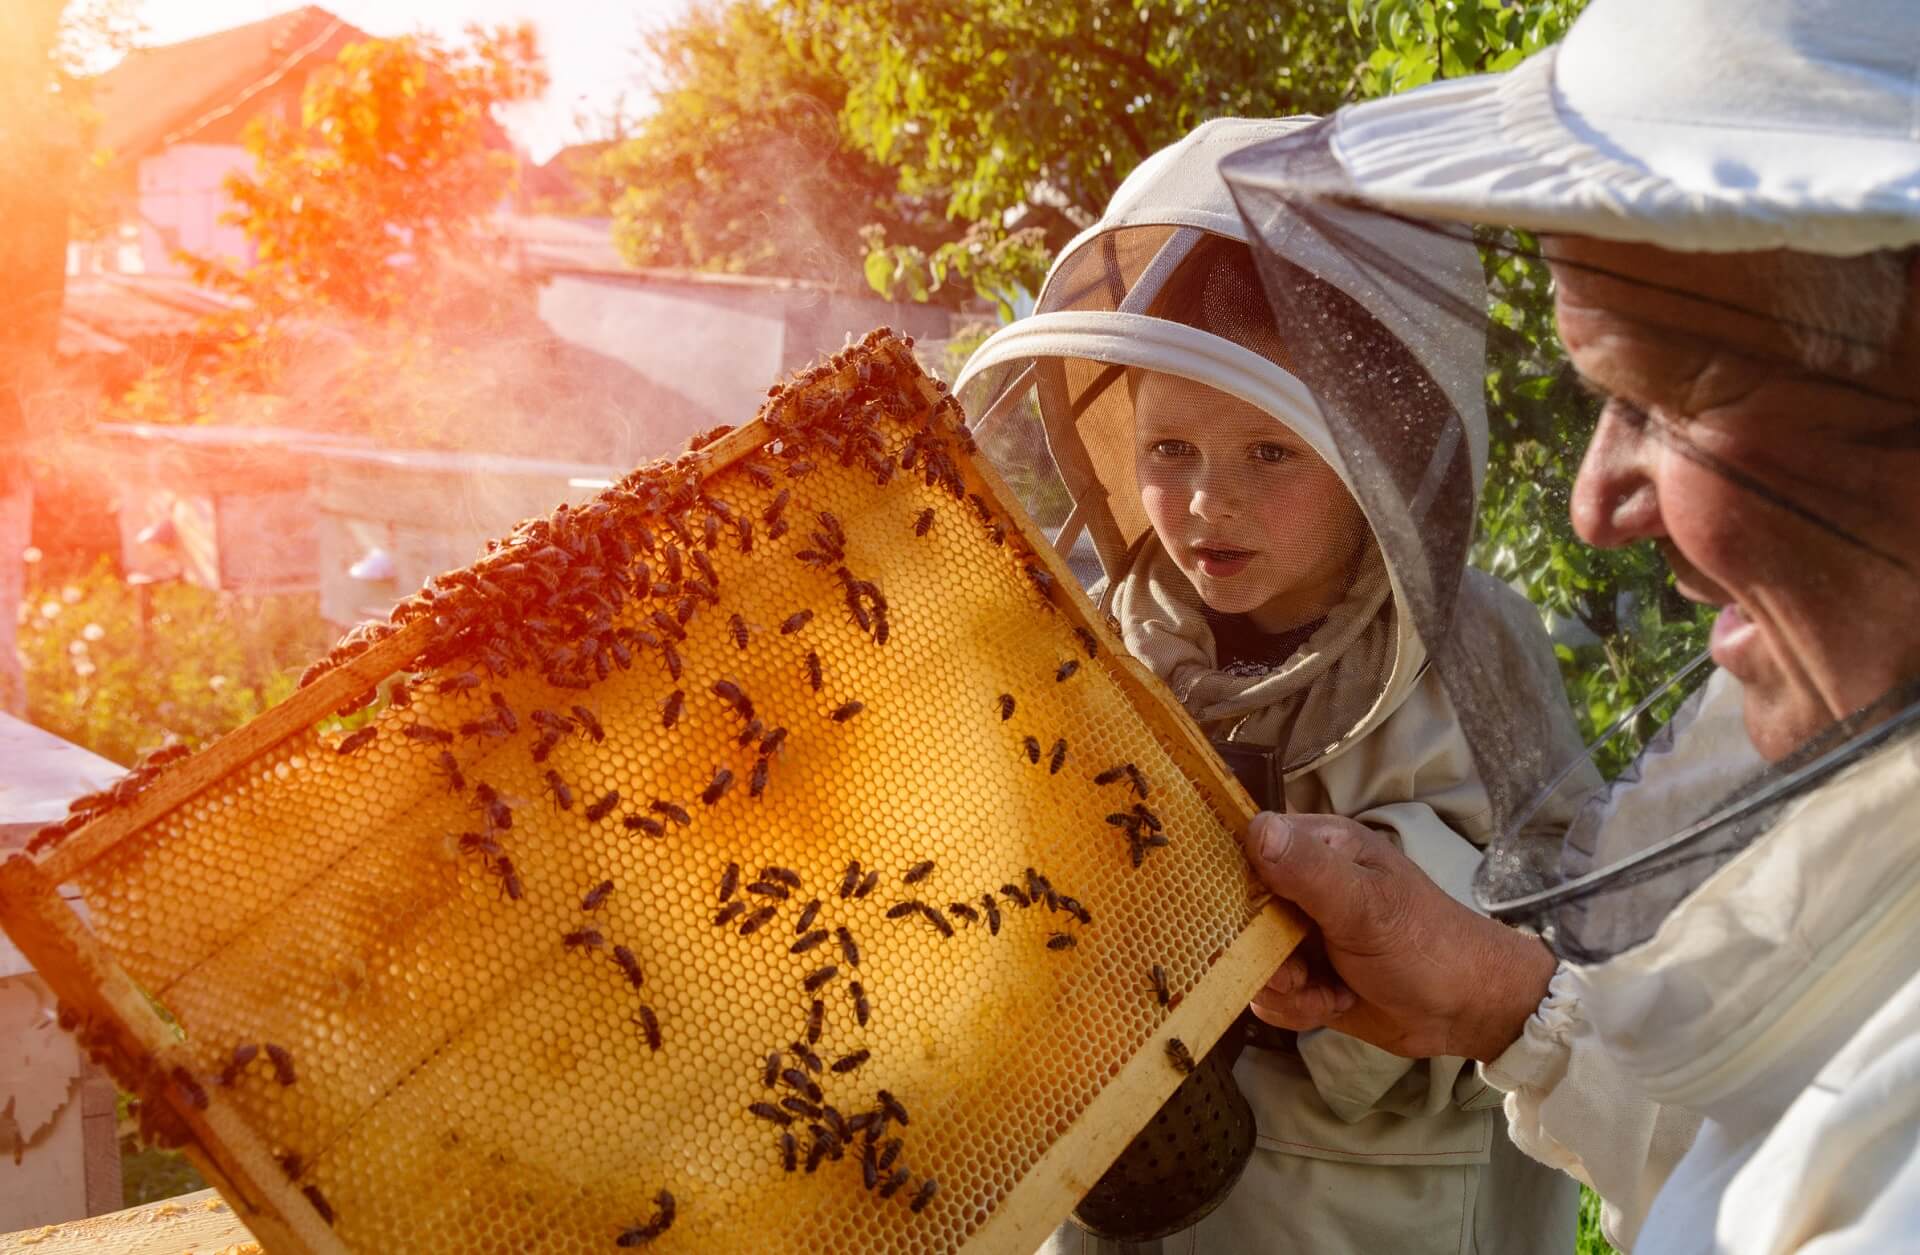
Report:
1230,0,1920,256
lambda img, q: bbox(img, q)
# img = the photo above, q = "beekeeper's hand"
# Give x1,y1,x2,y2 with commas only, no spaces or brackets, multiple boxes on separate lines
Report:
1241,813,1556,1062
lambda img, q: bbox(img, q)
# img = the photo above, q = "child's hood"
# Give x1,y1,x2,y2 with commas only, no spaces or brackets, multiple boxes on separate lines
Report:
955,116,1493,753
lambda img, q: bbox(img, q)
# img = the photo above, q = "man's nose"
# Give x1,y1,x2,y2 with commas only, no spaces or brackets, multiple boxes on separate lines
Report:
1570,404,1665,549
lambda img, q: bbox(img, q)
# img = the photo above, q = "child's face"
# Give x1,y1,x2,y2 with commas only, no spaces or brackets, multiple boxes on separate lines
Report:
1134,372,1367,630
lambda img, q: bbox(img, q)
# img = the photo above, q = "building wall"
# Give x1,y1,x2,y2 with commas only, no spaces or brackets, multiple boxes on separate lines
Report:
134,143,256,277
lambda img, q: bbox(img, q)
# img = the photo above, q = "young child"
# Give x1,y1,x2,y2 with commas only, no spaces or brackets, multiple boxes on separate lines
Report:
957,118,1596,1254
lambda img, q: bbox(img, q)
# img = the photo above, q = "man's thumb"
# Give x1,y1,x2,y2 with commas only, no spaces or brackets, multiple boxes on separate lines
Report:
1243,813,1359,927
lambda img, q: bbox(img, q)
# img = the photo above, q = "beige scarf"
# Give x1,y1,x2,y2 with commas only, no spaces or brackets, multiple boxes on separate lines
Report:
1109,535,1402,765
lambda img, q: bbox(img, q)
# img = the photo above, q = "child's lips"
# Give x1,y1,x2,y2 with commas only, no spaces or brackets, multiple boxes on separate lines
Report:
1192,543,1255,578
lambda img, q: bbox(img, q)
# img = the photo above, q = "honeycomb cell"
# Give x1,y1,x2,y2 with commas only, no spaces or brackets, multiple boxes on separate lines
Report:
25,331,1278,1253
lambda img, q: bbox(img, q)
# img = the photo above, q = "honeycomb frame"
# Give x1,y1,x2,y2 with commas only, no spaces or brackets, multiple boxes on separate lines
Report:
0,331,1305,1254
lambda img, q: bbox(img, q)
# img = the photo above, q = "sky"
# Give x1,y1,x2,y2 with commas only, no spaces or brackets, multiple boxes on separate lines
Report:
124,1,694,160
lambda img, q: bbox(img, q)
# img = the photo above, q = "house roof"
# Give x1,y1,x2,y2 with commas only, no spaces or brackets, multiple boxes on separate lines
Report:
90,6,368,162
58,274,243,358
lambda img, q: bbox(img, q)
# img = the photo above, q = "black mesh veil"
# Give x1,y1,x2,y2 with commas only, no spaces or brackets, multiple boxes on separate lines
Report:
1221,118,1920,963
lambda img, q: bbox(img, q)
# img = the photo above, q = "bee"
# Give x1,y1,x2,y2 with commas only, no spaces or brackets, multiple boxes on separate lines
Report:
616,1190,675,1247
838,861,863,899
758,726,788,757
795,898,824,932
998,693,1016,721
581,879,614,910
1023,736,1041,764
690,548,719,586
1046,931,1077,951
1166,1038,1196,1074
388,681,413,710
1049,738,1068,774
749,879,792,901
1059,895,1093,925
860,1141,880,1191
854,870,879,899
635,1005,663,1051
613,945,644,989
920,904,955,938
836,926,860,966
302,1185,335,1226
780,1067,820,1098
783,1096,820,1120
780,609,813,635
885,900,921,920
830,701,864,723
543,770,574,811
1149,964,1170,1007
662,644,683,681
878,1168,909,1199
903,860,934,885
728,614,750,649
217,1042,259,1087
711,678,748,711
719,862,741,901
1134,804,1165,832
910,1178,939,1214
492,855,524,902
530,729,563,764
980,895,1002,935
768,515,791,540
913,508,935,537
584,791,620,823
780,1130,798,1172
742,460,776,488
1056,659,1080,682
749,757,770,799
1026,867,1054,906
702,768,735,805
402,723,454,745
624,814,666,838
1001,883,1031,908
563,928,605,952
785,459,815,480
805,1000,825,1045
1126,763,1151,799
762,488,790,526
170,1066,209,1110
489,692,518,733
876,1137,903,1172
802,965,840,992
849,981,870,1026
946,902,979,927
335,726,377,755
459,716,506,740
877,1089,910,1127
571,706,606,742
804,651,823,692
739,905,778,936
661,689,685,728
736,719,763,747
1094,763,1129,787
750,1101,793,1126
792,1039,823,1073
763,1052,782,1086
434,751,465,794
714,900,747,927
437,671,482,695
804,1138,828,1175
830,1049,870,1075
1025,564,1056,598
650,799,692,827
265,1043,297,1086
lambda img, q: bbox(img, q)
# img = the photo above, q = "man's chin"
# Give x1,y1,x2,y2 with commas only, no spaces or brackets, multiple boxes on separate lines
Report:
1740,683,1829,764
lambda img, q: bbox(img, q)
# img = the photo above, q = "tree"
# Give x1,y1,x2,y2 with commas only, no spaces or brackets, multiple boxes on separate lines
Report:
593,1,956,292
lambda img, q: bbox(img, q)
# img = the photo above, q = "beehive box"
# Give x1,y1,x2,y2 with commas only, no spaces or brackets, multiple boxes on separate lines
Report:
1,330,1304,1254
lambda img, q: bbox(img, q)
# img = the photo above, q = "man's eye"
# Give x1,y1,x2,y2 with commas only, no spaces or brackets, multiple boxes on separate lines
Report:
1251,443,1294,464
1149,439,1196,457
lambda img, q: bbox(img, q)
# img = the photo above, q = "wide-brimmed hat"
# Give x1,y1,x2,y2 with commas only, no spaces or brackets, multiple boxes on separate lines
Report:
1221,0,1920,256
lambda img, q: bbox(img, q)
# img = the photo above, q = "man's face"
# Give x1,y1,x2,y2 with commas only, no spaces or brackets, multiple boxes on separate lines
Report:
1552,238,1920,760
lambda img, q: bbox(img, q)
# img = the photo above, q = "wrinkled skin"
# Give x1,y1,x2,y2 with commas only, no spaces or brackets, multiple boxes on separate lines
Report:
1247,241,1920,1059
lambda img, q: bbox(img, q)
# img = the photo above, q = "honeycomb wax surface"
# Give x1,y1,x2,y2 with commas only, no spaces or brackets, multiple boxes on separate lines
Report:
59,333,1262,1253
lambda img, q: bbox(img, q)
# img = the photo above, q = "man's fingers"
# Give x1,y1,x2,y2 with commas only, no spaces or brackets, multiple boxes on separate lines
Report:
1249,978,1356,1032
1243,812,1376,931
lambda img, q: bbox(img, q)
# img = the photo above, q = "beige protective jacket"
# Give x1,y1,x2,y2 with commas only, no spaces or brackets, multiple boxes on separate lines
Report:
1093,542,1594,1255
1483,671,1920,1254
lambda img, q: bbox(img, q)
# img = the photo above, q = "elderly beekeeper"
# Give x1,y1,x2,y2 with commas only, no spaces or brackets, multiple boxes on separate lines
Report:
1213,0,1920,1251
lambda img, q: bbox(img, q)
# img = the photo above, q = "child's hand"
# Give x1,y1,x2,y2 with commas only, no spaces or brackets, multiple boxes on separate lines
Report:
1242,813,1556,1063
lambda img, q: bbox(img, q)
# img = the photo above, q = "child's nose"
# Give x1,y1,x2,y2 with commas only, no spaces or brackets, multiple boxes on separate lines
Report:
1189,481,1243,523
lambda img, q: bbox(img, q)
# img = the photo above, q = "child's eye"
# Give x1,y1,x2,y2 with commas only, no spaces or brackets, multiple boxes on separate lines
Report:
1250,443,1295,464
1148,439,1197,458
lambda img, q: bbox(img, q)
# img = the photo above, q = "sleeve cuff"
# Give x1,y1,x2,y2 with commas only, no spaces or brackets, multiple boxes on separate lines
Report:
1480,962,1581,1094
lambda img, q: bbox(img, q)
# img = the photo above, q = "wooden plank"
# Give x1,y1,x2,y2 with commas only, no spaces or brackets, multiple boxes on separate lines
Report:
0,1188,257,1254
